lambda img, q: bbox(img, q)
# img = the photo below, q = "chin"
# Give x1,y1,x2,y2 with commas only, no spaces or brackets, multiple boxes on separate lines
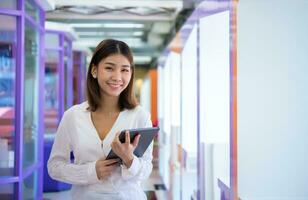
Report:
107,90,123,97
110,93,121,97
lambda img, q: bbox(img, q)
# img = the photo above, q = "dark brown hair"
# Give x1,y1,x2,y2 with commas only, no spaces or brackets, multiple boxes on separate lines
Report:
86,39,138,111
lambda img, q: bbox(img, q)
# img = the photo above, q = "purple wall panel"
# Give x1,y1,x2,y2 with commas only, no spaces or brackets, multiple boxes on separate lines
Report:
37,8,45,200
0,0,45,199
16,0,25,198
0,8,22,16
66,38,73,108
58,34,64,117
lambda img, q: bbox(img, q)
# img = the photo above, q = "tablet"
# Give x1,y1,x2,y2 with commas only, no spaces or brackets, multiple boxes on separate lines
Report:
106,127,160,160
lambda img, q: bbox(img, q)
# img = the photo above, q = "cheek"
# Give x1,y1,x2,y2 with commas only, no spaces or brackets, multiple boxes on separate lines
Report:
123,74,132,84
96,79,105,89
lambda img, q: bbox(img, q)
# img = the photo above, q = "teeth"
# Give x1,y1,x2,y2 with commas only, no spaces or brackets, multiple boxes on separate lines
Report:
108,83,121,87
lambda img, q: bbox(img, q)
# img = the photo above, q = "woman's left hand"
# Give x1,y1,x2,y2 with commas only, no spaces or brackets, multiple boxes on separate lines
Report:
111,131,140,168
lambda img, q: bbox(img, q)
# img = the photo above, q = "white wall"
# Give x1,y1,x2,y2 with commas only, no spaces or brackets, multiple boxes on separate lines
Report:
181,24,198,155
199,10,230,200
140,77,151,113
181,24,198,200
238,0,308,199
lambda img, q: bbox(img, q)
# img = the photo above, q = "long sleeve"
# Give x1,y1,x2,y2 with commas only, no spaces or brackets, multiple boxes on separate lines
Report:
47,112,99,185
121,114,153,181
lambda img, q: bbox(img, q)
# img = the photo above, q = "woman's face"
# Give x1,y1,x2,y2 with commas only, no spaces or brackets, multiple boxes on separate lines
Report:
92,54,132,98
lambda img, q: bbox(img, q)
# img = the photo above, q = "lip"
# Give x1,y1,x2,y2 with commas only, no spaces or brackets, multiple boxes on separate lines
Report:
107,83,123,89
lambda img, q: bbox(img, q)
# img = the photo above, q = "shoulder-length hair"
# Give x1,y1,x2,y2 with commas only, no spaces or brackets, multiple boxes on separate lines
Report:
86,39,138,111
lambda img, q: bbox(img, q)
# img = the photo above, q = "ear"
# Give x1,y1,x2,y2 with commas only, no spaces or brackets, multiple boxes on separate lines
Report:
91,64,97,74
91,65,98,78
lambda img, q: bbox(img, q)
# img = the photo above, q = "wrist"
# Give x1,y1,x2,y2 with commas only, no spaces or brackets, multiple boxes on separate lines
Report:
123,155,134,168
94,161,101,180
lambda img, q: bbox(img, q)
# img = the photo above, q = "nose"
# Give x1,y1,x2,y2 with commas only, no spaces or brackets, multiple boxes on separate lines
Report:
111,69,121,81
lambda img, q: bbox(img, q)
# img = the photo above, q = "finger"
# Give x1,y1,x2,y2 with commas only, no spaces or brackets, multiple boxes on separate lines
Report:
102,158,120,165
112,132,121,147
114,132,120,143
106,163,119,169
96,159,105,167
132,134,140,148
103,159,120,165
98,157,106,161
106,164,118,171
106,161,121,167
125,131,130,144
112,139,121,148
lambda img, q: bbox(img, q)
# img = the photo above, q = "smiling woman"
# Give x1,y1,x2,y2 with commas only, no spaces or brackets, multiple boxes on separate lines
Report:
47,39,154,200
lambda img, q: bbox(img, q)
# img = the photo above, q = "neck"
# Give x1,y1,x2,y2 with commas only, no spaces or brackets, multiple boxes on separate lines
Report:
96,95,120,114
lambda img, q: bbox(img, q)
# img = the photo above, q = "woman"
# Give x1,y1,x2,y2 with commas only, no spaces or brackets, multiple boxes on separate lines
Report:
48,39,153,200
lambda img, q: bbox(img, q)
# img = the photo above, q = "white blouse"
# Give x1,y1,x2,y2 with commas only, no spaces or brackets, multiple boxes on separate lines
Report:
47,102,153,200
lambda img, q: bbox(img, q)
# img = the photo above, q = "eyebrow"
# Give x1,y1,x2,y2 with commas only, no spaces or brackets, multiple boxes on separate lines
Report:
104,62,130,68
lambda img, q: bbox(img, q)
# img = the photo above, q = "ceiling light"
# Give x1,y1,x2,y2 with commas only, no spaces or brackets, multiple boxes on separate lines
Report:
134,55,152,64
133,31,143,36
70,23,103,28
78,31,144,37
70,23,144,29
151,22,172,34
78,32,104,36
103,23,144,28
77,38,144,47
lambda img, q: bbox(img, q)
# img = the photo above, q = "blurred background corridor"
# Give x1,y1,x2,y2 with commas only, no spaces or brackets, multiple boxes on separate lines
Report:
1,0,308,199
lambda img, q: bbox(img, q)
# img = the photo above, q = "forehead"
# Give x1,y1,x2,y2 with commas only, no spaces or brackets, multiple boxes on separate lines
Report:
100,54,131,66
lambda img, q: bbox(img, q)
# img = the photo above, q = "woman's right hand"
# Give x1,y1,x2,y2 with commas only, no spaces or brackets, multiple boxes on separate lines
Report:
95,158,120,180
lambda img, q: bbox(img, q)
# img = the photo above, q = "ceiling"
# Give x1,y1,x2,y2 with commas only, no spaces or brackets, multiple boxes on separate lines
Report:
45,0,194,67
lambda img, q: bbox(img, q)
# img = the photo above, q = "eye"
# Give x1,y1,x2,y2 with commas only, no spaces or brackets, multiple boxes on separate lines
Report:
122,69,130,72
105,66,113,71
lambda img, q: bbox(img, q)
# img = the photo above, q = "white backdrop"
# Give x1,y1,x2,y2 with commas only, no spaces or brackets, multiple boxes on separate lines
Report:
238,0,308,199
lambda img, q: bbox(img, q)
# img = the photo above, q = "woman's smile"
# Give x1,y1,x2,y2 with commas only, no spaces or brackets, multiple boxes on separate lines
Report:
107,82,123,90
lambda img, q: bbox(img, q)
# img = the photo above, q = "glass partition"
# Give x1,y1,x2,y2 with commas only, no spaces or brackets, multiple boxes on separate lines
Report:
64,58,68,110
73,51,78,105
44,32,61,135
25,0,39,23
0,1,17,9
44,50,59,134
64,39,68,54
0,2,45,199
44,32,73,135
63,38,72,110
23,20,40,169
73,51,86,104
0,14,16,177
0,182,14,199
22,171,38,200
45,32,59,49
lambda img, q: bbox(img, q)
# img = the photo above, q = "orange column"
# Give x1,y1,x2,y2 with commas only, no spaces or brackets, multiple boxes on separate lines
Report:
149,69,158,126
